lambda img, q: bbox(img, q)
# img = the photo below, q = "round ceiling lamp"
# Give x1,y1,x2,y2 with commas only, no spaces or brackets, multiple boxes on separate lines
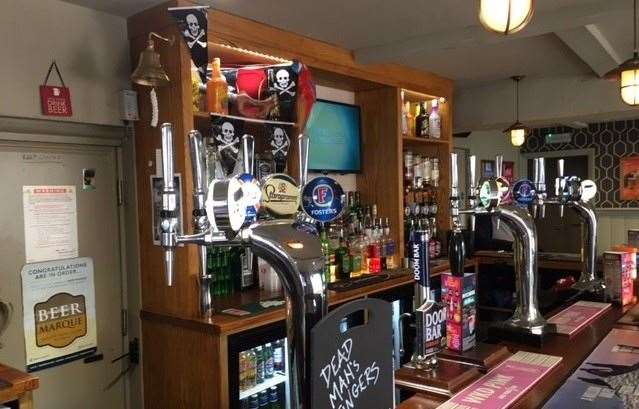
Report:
504,76,528,147
478,0,535,35
606,0,639,106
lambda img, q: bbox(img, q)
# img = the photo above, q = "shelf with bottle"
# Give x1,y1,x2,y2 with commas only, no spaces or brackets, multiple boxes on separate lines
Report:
400,89,447,143
318,191,399,285
239,338,287,403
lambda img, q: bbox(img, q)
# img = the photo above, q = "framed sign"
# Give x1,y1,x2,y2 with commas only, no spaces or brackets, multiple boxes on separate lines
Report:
21,257,97,372
39,61,72,117
481,160,495,178
150,174,183,246
620,156,639,200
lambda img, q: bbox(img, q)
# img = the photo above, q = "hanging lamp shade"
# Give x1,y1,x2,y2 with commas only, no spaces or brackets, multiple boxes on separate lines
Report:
504,76,528,147
479,0,534,35
131,32,173,87
606,0,639,106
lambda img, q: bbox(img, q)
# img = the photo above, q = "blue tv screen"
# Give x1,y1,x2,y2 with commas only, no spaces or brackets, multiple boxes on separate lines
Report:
305,100,362,173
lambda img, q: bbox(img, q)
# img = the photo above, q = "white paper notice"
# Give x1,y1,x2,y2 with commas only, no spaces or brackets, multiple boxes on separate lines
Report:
23,186,78,263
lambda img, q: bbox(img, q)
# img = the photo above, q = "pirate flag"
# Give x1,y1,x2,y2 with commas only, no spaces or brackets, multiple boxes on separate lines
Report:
266,124,293,173
211,114,244,176
168,6,209,83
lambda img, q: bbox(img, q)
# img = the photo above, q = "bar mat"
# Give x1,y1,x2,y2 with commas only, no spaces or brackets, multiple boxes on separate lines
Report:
328,272,402,292
220,297,285,317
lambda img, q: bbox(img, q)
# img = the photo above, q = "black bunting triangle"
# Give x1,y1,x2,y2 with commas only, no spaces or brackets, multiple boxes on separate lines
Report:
168,6,209,83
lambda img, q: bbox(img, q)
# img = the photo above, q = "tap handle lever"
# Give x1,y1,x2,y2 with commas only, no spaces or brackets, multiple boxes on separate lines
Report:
298,133,309,187
495,155,503,179
450,152,459,198
160,123,178,286
242,134,255,176
469,155,477,192
188,131,207,206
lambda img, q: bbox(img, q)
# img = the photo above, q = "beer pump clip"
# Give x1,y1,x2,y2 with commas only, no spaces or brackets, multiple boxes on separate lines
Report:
159,123,327,409
532,158,604,294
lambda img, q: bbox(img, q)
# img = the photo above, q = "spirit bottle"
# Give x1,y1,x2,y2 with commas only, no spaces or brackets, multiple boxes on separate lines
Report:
401,91,409,136
320,228,334,283
335,229,351,280
415,102,430,138
429,99,441,139
407,102,415,137
206,58,228,114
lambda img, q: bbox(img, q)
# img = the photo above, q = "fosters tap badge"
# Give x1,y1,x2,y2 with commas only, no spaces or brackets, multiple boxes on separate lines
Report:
302,176,344,223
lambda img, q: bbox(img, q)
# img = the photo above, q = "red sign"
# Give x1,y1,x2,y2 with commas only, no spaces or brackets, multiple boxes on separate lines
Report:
40,61,72,117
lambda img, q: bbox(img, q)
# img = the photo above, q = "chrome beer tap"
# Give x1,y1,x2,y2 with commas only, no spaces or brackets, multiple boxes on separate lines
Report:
452,153,549,337
158,123,326,409
532,158,604,294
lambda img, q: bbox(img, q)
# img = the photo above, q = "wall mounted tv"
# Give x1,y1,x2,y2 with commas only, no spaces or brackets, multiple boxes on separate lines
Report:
305,99,362,173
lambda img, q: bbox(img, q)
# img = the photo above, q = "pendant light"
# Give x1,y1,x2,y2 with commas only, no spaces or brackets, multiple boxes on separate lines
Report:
504,76,528,147
606,0,639,106
478,0,534,35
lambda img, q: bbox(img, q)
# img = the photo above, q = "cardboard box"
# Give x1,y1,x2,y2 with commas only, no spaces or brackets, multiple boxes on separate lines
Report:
442,273,477,352
603,251,634,306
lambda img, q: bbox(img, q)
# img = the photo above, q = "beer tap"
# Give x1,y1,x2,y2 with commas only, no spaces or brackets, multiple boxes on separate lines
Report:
158,123,327,409
532,158,604,294
452,153,549,337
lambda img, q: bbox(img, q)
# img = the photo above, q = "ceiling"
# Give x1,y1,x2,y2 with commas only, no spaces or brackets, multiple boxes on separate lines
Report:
62,0,635,90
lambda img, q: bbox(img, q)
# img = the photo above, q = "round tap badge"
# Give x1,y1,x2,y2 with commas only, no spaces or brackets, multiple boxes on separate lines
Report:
580,179,597,202
478,179,500,210
301,176,344,223
238,173,261,223
260,174,300,218
512,179,536,206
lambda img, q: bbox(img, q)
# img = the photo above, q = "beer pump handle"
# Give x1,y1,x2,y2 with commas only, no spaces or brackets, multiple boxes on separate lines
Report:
450,153,460,202
298,133,309,187
495,155,503,179
160,123,178,286
188,130,207,212
468,155,477,230
242,134,255,176
557,159,565,217
533,158,546,218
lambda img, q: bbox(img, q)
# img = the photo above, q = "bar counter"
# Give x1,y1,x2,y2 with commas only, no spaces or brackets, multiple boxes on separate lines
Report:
397,303,637,409
142,258,478,336
0,363,38,408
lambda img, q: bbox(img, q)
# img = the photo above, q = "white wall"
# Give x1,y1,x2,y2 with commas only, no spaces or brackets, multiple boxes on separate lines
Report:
454,130,523,177
309,85,357,191
0,0,131,126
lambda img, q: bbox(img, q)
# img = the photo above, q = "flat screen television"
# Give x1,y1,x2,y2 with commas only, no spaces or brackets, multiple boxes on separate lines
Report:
305,99,362,173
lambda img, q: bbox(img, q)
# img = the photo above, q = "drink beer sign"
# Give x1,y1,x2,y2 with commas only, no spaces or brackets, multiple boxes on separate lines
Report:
21,257,97,372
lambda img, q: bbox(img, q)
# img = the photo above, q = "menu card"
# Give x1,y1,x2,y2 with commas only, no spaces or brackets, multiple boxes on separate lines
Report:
544,328,639,408
437,351,562,409
547,301,612,337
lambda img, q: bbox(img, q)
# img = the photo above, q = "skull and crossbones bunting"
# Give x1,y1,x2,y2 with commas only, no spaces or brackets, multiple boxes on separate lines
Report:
267,124,292,172
212,115,244,176
168,6,209,83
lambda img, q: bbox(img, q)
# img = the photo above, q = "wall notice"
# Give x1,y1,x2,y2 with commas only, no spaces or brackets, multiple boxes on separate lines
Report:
21,257,97,372
23,186,78,263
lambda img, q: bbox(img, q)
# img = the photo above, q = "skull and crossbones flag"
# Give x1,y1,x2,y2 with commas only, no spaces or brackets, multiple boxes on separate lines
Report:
168,6,209,83
211,114,245,176
266,124,292,173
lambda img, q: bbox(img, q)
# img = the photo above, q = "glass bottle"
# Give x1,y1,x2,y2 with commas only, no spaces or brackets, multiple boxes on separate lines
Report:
415,102,429,138
406,102,415,137
255,346,264,384
432,158,440,188
320,228,333,283
207,58,228,114
264,343,274,379
359,222,370,275
401,91,409,136
269,386,281,409
335,229,351,280
247,349,257,389
384,218,397,269
429,99,441,139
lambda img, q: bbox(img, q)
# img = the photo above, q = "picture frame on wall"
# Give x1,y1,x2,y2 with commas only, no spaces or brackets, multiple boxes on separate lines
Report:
481,160,495,178
502,161,515,184
620,156,639,200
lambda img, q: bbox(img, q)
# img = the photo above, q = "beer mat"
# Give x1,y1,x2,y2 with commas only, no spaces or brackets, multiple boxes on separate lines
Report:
547,301,612,337
221,297,286,317
618,303,639,326
544,328,639,408
437,351,562,409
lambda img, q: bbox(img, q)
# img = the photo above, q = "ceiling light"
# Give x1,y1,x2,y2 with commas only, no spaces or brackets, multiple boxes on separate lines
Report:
478,0,534,35
606,0,639,106
504,76,528,147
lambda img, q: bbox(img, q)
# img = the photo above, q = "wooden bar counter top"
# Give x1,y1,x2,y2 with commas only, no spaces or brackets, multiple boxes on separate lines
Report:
0,363,38,408
397,303,635,409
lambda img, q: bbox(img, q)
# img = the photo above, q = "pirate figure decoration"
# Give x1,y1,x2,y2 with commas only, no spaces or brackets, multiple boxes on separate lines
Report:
267,125,291,173
267,65,298,122
211,115,244,176
168,6,209,83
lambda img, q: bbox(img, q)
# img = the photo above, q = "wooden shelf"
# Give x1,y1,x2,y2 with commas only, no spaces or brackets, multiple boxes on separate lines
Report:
402,136,451,146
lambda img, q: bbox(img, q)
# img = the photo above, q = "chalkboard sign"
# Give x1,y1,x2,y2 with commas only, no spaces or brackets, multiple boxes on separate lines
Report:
311,298,394,409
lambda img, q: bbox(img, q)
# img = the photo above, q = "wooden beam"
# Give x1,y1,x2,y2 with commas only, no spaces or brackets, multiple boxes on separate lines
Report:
355,0,628,65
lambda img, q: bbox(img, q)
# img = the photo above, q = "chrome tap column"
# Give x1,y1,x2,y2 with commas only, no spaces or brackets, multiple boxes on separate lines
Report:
533,158,604,294
157,123,326,409
453,153,549,337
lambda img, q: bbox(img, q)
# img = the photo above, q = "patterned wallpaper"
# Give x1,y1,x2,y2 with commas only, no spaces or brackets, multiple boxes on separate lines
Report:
521,119,639,208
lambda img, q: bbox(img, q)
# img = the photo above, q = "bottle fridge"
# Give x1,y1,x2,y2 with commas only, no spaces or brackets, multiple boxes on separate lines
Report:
229,322,289,409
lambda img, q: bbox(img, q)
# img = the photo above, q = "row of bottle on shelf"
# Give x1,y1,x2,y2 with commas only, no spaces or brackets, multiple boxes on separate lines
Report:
401,93,442,139
319,192,398,283
239,384,285,409
239,340,286,392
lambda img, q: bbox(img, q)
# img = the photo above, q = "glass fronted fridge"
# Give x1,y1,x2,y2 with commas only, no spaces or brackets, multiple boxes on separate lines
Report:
229,322,289,409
